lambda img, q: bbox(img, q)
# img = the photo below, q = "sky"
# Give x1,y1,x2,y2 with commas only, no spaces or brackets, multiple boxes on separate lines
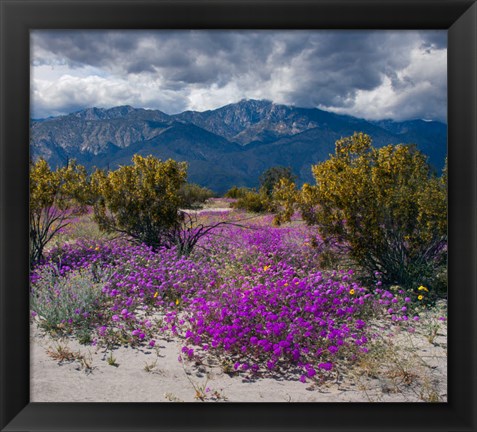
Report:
30,30,447,122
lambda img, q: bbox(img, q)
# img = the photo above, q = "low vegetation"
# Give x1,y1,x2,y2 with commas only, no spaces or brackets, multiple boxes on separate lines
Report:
29,133,447,396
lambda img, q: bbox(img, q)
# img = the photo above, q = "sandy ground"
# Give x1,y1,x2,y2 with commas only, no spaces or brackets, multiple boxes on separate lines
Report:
30,308,447,403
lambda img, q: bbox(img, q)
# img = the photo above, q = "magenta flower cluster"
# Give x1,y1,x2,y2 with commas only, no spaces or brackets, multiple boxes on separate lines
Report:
177,267,371,379
100,244,217,343
30,217,420,381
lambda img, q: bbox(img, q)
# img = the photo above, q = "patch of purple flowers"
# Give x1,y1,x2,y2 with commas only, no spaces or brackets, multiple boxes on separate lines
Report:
30,214,420,382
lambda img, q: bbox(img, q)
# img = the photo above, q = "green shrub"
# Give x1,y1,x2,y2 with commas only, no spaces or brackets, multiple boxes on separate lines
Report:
30,159,90,265
179,183,214,209
233,189,270,213
30,267,106,334
300,133,447,290
92,155,188,250
259,166,296,197
92,155,232,256
224,186,252,199
271,177,299,225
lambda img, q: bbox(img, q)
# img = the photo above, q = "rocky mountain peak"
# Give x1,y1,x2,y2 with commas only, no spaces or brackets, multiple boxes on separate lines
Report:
30,100,447,194
72,105,137,121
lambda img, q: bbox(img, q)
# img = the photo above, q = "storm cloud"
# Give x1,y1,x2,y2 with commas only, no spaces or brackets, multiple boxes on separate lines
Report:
31,30,447,122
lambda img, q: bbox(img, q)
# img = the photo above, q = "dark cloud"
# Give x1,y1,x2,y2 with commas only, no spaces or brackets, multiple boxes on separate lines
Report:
31,30,447,121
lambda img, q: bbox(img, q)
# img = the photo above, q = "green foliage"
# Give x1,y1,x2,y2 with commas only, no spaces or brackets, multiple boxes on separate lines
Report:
233,189,271,213
29,158,90,265
178,183,215,209
224,186,252,199
231,166,297,215
30,267,105,334
92,155,188,250
300,133,447,289
259,166,296,197
271,178,299,225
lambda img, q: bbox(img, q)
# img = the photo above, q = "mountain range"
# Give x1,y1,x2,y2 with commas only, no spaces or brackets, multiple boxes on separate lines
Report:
30,99,447,194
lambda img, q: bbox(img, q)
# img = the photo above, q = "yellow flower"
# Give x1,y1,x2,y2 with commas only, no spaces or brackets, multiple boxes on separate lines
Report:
418,295,424,301
263,265,270,272
284,283,289,287
349,289,355,295
175,299,180,305
418,286,429,292
153,292,159,299
94,246,100,251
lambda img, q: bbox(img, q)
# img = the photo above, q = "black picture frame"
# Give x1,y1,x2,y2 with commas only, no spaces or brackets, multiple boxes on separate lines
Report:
1,0,476,431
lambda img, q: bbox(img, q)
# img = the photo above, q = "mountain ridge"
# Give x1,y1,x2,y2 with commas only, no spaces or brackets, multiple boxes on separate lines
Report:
30,100,447,194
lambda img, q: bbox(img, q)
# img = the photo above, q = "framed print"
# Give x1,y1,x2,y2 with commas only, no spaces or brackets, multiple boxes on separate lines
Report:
1,0,476,431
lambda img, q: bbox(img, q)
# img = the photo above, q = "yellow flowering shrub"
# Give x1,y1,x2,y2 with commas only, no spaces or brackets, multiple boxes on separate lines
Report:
92,155,188,250
299,132,447,288
30,158,90,264
272,177,299,225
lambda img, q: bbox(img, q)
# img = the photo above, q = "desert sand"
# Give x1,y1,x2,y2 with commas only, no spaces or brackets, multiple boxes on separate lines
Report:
30,305,447,403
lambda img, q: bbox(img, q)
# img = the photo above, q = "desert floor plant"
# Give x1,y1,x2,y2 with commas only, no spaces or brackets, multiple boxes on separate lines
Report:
46,342,94,374
348,304,447,402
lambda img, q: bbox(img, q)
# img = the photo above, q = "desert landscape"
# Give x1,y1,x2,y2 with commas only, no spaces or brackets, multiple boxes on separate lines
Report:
30,199,447,403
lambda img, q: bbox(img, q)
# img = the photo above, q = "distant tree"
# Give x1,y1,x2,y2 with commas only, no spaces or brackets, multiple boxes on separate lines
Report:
228,167,297,214
233,189,270,213
30,159,90,265
178,183,215,209
259,166,296,197
224,186,251,199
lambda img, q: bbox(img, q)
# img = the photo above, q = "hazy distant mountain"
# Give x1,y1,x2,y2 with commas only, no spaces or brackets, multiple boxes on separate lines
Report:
30,100,447,194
